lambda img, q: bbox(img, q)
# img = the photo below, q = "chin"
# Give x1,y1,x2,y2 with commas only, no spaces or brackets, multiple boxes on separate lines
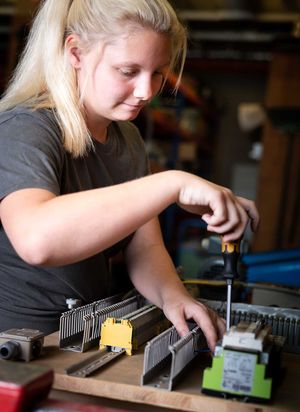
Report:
114,110,140,122
127,112,140,121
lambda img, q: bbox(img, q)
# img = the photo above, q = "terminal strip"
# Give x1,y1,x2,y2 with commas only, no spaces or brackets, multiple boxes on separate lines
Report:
59,294,143,352
66,304,170,377
100,304,169,355
202,299,300,353
142,324,207,391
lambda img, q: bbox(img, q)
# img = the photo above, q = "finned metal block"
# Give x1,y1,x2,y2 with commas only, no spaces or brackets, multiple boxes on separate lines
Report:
59,294,143,352
201,299,300,353
142,324,207,391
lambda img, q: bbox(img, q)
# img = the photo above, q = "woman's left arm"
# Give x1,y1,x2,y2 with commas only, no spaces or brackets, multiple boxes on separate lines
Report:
124,217,225,351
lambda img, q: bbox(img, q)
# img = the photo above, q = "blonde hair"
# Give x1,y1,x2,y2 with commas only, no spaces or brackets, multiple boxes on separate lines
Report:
0,0,187,157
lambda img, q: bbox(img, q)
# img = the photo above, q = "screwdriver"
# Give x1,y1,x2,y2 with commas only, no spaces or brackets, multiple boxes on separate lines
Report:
221,238,241,332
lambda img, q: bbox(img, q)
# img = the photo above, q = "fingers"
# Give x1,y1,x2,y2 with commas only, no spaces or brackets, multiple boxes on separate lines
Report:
183,301,225,352
172,318,190,338
202,189,239,230
177,173,260,241
203,190,259,241
236,196,260,232
190,304,225,351
163,297,226,352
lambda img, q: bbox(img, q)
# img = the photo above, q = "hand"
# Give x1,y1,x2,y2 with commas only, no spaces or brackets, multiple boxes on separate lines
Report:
176,172,259,242
162,294,226,352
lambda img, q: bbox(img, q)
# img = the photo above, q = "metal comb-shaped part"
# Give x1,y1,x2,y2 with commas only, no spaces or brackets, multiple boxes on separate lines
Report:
59,294,142,352
142,324,207,391
202,299,300,353
83,298,146,353
66,304,169,377
59,294,121,351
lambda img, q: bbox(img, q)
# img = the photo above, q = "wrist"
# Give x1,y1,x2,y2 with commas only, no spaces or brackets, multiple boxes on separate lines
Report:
161,170,186,203
160,280,190,308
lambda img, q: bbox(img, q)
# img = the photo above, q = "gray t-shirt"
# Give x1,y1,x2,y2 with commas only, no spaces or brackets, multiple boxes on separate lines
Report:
0,107,149,333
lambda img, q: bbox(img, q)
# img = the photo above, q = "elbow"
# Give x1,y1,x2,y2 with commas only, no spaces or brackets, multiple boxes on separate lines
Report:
14,232,53,266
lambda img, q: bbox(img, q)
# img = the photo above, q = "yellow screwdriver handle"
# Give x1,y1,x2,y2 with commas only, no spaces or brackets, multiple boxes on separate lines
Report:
221,240,240,254
221,238,241,279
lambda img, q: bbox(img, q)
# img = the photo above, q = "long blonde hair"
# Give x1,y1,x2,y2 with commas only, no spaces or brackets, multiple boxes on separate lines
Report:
0,0,187,157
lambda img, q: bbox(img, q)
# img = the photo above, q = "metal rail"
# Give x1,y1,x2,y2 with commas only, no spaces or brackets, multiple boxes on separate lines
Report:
66,304,169,376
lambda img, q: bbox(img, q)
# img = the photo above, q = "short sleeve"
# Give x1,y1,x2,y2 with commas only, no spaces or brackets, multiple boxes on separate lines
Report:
0,108,64,199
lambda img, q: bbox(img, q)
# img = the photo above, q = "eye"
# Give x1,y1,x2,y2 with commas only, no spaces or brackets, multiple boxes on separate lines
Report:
119,68,138,77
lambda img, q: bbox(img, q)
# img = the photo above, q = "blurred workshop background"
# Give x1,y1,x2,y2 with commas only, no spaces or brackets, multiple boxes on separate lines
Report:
1,0,300,307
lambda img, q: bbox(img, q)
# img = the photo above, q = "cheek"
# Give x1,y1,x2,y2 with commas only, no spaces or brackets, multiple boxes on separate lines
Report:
109,80,133,101
94,72,129,99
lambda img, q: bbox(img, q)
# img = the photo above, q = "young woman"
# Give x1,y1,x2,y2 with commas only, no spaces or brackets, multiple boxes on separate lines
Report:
0,0,258,351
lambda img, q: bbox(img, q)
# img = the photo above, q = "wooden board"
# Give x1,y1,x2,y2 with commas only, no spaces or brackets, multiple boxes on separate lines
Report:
32,332,300,412
252,51,300,252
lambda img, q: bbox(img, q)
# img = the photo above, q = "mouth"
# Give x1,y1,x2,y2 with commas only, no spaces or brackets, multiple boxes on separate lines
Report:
123,102,145,109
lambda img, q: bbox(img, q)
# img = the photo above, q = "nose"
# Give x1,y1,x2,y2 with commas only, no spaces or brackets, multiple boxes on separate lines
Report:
133,74,154,101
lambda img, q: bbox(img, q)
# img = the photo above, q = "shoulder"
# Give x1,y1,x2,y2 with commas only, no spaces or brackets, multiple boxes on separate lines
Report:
0,106,60,135
0,106,63,154
0,107,65,197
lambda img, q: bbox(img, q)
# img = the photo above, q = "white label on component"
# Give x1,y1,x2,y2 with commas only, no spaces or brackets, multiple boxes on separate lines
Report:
221,350,257,394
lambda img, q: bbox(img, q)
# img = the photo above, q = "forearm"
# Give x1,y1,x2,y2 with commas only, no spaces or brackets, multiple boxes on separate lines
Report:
125,221,226,350
1,171,180,266
1,167,259,267
125,219,189,309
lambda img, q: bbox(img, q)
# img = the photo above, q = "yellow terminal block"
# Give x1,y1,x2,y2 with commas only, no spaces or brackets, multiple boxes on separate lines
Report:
99,305,169,356
100,318,134,355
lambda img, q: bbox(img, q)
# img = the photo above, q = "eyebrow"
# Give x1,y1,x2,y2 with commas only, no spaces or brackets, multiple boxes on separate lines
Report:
116,60,171,69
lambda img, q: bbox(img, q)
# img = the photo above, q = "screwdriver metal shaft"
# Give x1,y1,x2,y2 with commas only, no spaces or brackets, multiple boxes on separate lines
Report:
226,279,232,331
221,239,241,332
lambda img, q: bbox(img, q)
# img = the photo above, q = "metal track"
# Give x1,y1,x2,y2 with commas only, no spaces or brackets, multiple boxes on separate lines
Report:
65,304,169,376
65,349,126,377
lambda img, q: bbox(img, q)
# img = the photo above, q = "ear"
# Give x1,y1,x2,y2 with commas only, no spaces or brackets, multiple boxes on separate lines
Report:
65,34,82,69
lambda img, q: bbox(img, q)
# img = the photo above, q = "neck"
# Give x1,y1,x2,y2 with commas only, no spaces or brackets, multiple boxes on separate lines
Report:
92,127,108,143
88,120,111,143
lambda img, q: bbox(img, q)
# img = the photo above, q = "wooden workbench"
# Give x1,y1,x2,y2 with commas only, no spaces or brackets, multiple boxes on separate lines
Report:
35,332,300,412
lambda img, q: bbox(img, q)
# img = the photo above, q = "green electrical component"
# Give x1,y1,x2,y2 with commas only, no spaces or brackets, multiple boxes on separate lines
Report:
202,321,285,402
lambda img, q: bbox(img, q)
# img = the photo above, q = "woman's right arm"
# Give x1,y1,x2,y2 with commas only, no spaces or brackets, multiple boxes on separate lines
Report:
0,170,259,267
